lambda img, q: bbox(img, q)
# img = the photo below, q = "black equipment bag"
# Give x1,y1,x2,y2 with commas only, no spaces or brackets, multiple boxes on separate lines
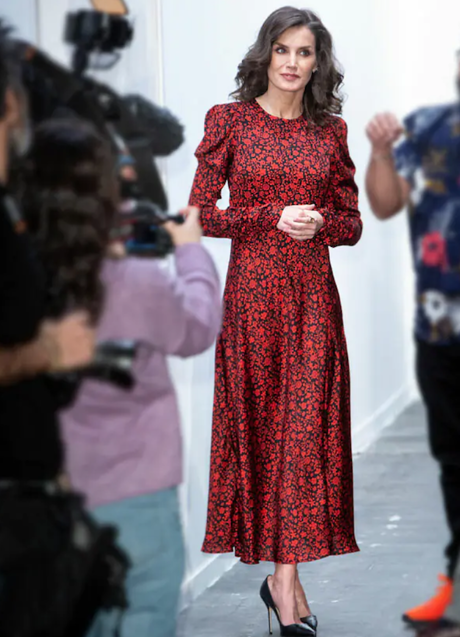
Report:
0,484,130,637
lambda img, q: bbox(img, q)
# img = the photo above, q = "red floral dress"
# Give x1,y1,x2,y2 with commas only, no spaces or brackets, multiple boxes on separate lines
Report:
189,100,362,564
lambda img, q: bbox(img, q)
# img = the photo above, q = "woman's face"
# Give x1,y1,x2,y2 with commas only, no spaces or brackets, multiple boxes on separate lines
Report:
267,26,317,95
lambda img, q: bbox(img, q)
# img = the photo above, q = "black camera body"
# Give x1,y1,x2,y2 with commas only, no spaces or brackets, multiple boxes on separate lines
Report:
65,9,134,77
16,5,185,260
13,4,186,394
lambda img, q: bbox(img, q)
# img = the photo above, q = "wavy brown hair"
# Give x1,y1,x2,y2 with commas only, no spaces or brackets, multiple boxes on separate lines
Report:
18,118,118,323
231,6,344,126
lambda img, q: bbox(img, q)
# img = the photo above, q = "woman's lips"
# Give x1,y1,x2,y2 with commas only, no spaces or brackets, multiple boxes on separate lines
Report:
281,73,300,81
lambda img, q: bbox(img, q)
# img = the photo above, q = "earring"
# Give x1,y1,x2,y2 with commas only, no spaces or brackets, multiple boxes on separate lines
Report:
313,68,318,73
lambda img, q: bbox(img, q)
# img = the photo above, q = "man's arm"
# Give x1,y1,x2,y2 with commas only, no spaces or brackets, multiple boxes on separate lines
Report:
0,313,96,385
0,338,51,385
365,113,412,220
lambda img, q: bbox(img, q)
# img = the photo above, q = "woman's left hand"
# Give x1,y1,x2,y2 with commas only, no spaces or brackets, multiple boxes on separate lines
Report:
283,208,324,241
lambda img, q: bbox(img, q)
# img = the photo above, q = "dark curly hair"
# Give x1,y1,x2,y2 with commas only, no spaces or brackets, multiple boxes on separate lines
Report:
231,6,344,126
18,117,118,323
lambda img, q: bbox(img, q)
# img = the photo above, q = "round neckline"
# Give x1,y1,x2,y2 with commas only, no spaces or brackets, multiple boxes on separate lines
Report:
253,98,305,122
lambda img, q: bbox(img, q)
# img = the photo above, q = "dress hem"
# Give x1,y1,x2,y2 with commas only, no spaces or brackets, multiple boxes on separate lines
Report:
201,542,360,566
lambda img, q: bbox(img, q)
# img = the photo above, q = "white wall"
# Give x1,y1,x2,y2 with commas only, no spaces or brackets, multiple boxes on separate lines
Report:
36,0,162,100
9,0,460,606
0,0,38,41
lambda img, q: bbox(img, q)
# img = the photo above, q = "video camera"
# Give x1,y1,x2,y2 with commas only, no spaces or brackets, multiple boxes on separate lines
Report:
16,0,185,259
11,0,188,395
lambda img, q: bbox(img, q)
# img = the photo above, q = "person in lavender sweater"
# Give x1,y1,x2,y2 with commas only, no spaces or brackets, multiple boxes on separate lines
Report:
57,199,221,633
61,208,221,637
58,209,221,637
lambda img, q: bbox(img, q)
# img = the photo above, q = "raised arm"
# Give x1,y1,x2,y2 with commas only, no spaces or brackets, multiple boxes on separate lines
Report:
125,208,222,358
365,113,411,220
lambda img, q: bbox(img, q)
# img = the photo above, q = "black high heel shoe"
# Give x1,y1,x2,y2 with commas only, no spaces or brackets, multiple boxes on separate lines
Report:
300,615,318,632
260,577,315,636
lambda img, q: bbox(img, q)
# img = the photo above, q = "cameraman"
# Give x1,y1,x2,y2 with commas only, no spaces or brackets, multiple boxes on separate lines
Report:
0,21,96,480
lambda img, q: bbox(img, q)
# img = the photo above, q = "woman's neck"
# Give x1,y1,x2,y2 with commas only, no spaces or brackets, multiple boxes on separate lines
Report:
256,87,304,120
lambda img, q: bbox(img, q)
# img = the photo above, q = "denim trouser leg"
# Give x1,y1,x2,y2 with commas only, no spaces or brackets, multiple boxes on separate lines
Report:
86,488,185,637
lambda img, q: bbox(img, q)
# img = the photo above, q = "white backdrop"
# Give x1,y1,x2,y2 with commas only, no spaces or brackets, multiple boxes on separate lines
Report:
3,0,460,603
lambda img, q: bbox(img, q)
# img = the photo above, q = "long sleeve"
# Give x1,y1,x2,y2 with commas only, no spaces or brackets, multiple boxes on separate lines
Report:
100,245,222,359
317,117,362,248
189,104,282,239
159,244,222,357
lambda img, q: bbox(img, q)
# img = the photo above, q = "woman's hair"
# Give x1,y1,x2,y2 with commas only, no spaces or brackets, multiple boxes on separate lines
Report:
19,117,118,322
231,6,344,126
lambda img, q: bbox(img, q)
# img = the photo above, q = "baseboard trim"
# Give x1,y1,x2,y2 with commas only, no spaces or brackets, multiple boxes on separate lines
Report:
180,553,238,609
352,384,417,455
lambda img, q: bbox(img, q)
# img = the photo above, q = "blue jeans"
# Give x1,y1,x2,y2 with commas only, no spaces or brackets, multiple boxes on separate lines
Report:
87,488,185,637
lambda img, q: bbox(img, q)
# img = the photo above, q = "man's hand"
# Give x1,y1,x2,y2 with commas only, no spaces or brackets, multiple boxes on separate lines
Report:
277,205,324,240
366,113,404,156
41,311,96,373
0,311,96,385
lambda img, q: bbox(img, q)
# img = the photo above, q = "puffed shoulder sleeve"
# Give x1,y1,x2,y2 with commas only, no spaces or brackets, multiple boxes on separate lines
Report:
317,117,363,248
189,103,282,239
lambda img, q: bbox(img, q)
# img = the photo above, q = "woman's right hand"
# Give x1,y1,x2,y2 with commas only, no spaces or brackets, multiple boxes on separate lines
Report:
164,206,203,246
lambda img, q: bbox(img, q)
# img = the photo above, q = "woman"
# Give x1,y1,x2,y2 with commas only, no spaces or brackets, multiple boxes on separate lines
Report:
189,6,362,636
39,125,221,637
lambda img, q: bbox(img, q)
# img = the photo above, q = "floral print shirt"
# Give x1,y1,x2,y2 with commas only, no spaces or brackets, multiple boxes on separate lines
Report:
395,103,460,344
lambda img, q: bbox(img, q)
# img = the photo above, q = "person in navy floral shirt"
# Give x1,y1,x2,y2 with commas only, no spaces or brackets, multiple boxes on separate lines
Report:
365,49,460,631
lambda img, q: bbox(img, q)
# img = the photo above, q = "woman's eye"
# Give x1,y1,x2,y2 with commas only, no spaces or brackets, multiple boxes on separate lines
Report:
275,47,286,54
300,50,311,56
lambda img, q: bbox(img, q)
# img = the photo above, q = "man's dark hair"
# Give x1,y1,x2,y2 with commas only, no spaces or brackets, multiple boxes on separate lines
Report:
0,19,20,119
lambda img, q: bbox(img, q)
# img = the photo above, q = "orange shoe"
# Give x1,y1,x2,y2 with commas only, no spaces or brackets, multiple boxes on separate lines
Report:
403,575,454,627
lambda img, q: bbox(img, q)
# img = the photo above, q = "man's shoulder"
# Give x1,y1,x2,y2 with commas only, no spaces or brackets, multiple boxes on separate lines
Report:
404,103,454,138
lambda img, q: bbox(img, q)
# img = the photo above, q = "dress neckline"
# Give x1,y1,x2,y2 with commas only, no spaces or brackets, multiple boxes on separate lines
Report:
252,98,305,123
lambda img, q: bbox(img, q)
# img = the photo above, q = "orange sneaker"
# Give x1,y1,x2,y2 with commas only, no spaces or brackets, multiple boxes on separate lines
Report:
403,575,454,626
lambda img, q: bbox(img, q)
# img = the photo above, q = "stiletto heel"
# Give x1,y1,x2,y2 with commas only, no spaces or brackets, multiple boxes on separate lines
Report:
260,577,315,636
267,605,273,634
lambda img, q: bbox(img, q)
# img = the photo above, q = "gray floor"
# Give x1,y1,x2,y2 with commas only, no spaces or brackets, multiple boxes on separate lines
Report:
178,402,447,637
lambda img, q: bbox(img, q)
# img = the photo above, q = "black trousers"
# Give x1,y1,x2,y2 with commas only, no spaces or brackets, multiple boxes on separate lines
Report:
416,339,460,579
